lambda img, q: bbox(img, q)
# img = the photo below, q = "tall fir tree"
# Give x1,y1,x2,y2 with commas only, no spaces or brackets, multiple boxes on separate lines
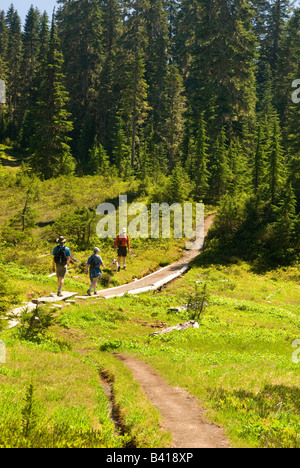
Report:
158,64,186,167
57,0,103,163
96,0,123,151
267,118,286,205
5,6,22,139
20,11,50,149
0,11,8,140
29,15,75,179
19,6,41,129
192,112,210,201
0,10,8,79
273,9,300,132
89,139,110,175
112,113,132,178
143,0,170,146
187,0,257,136
208,127,230,201
119,50,150,169
253,123,267,194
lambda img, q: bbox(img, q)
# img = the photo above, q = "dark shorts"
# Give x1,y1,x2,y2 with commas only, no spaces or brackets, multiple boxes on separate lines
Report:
118,246,127,258
90,267,102,280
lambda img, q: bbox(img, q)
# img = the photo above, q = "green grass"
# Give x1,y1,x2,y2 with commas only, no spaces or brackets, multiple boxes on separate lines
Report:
27,258,298,449
1,257,300,447
1,146,300,448
0,147,187,301
0,341,128,447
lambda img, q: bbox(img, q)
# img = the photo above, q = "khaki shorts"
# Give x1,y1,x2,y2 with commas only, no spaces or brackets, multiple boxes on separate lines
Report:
56,263,67,278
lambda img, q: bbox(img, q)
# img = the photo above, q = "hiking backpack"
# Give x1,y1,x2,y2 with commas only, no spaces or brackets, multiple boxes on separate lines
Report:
54,245,67,265
90,255,97,269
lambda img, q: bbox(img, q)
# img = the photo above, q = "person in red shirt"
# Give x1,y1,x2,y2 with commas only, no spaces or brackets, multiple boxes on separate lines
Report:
114,228,130,271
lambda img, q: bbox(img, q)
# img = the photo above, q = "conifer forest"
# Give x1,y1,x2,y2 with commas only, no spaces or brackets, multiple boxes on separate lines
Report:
0,0,299,265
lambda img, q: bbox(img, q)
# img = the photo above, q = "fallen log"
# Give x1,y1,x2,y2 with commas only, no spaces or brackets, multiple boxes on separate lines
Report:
150,320,199,336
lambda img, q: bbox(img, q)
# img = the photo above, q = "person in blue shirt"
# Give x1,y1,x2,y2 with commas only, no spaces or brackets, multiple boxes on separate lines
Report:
52,236,71,297
85,247,105,296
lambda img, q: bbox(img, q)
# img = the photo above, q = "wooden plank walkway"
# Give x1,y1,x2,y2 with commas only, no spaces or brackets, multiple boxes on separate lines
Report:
32,291,78,304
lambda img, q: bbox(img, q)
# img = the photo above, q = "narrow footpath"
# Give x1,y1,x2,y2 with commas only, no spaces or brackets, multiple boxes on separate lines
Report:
114,354,231,449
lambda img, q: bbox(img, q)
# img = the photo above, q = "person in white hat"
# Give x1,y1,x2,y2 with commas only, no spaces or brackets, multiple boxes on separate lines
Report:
85,247,105,296
114,228,130,271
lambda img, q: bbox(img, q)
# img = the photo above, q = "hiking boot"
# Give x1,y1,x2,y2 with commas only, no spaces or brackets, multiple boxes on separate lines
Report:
57,292,63,297
94,291,98,295
118,265,121,272
87,289,92,296
123,266,127,270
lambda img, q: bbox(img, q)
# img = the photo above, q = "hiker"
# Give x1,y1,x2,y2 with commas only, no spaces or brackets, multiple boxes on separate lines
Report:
114,227,130,271
85,247,105,296
52,236,71,297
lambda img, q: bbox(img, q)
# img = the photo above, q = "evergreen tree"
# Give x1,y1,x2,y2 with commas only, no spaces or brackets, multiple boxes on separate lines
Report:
5,6,22,139
89,139,110,175
273,9,300,131
182,110,195,176
143,0,170,145
266,182,298,263
112,113,132,178
192,112,210,201
57,0,103,162
137,129,152,179
20,11,50,149
96,0,123,150
29,15,75,179
167,163,192,204
158,64,186,166
0,11,8,140
227,138,248,196
120,50,150,168
267,118,286,205
19,6,41,128
188,0,257,135
285,58,300,157
262,0,291,73
253,123,267,194
175,0,201,80
0,11,8,78
209,128,230,201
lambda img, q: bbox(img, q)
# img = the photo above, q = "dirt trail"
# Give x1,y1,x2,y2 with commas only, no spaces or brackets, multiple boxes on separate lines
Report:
107,214,231,449
115,354,230,449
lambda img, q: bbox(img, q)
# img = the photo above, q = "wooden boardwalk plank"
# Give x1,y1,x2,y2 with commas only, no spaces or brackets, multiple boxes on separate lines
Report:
32,292,78,304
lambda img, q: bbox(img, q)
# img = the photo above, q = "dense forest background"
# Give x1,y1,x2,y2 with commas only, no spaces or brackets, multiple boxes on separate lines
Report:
0,0,299,265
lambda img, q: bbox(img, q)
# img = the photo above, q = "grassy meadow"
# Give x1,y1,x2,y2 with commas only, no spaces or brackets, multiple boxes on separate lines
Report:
0,145,300,448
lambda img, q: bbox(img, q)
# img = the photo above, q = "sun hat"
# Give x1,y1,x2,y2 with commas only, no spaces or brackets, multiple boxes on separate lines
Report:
56,236,67,244
122,227,127,233
94,247,100,252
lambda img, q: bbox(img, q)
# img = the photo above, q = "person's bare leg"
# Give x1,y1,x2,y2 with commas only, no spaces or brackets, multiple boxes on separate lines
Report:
92,277,98,293
57,277,64,295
